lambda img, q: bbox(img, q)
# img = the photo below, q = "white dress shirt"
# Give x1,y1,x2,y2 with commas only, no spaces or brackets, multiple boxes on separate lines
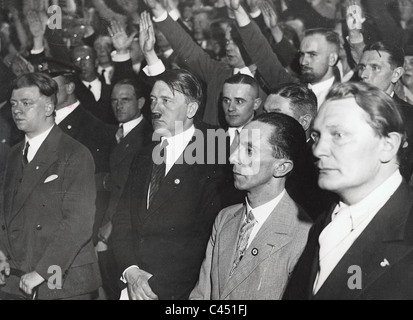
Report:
245,190,286,248
313,170,403,294
82,77,102,102
24,125,55,163
309,76,335,109
55,101,80,125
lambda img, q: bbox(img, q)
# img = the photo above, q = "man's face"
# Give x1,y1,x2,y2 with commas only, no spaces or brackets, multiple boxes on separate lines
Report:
222,83,259,128
225,26,246,69
150,81,196,137
230,121,279,194
264,94,296,118
94,38,112,66
402,55,413,88
10,86,54,138
111,84,142,123
358,50,397,94
311,97,385,201
299,34,334,84
72,46,98,82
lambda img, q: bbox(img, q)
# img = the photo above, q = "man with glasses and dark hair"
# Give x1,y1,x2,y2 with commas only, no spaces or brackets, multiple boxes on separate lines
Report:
0,72,101,300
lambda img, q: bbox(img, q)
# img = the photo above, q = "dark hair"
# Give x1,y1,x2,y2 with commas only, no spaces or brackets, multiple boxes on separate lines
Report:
156,69,203,107
12,72,58,107
253,112,307,170
363,41,405,68
113,78,145,99
273,82,318,119
224,73,259,98
326,81,407,162
304,28,340,53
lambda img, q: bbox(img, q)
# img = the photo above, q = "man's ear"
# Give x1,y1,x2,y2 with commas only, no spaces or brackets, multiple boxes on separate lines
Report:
298,114,313,132
380,132,403,163
66,82,76,95
187,102,199,119
45,102,55,117
329,52,339,67
273,159,294,178
138,97,145,110
391,66,404,84
253,98,262,111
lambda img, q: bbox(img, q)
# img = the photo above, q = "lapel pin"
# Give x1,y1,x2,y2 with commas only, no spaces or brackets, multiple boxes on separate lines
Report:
36,166,40,170
380,258,390,267
251,248,259,256
67,125,72,130
174,179,180,185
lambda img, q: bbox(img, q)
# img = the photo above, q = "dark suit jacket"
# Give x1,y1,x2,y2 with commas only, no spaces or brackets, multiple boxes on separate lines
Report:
74,78,117,125
0,143,9,187
102,118,153,227
57,104,116,243
0,126,101,299
283,181,413,300
394,94,413,180
111,124,227,300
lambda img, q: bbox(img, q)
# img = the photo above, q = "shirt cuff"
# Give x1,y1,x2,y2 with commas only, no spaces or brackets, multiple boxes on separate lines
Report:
346,34,364,44
168,9,180,21
143,59,166,76
153,10,168,22
111,50,131,62
30,48,44,55
249,9,261,19
121,265,140,284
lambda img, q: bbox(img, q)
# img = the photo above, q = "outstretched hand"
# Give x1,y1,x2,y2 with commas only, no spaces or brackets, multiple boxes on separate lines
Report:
346,2,365,31
108,20,138,54
259,0,278,29
139,11,156,55
224,0,241,11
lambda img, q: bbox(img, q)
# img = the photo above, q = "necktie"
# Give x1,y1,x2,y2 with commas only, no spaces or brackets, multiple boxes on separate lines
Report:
148,140,168,208
231,210,256,275
313,206,353,293
115,124,124,144
22,141,30,166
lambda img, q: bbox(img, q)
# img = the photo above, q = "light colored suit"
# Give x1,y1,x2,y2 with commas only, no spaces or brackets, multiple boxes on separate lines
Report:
190,192,312,300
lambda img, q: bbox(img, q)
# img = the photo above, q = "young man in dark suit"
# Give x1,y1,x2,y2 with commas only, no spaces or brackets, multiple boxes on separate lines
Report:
96,78,153,300
0,73,101,300
110,69,226,300
283,82,413,300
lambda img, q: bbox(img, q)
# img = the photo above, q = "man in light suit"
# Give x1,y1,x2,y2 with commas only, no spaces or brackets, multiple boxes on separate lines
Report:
0,73,101,300
283,81,413,300
110,69,226,300
190,112,312,300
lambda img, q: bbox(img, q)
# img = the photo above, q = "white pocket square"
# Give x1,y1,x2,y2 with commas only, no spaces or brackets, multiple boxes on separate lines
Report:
44,175,59,183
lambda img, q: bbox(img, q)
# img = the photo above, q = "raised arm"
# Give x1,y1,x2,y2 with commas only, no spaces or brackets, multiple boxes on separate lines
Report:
225,0,296,90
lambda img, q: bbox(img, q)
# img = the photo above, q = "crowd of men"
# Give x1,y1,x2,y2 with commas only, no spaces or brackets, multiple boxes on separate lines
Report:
1,0,413,300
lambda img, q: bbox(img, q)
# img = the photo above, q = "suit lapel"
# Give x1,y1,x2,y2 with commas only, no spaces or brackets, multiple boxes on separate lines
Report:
314,183,413,299
9,127,60,223
220,193,301,299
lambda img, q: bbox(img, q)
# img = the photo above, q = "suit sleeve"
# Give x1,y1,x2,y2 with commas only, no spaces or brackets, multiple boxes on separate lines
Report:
189,208,224,300
155,15,231,86
35,146,97,279
237,20,297,91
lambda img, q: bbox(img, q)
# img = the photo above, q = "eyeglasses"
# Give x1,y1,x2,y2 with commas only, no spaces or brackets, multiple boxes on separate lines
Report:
111,97,135,107
74,55,92,65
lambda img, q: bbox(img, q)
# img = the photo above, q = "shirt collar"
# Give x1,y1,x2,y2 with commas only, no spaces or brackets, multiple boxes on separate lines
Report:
162,125,196,166
310,76,335,95
121,115,144,137
245,189,286,226
25,125,55,162
332,170,403,229
55,100,80,124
